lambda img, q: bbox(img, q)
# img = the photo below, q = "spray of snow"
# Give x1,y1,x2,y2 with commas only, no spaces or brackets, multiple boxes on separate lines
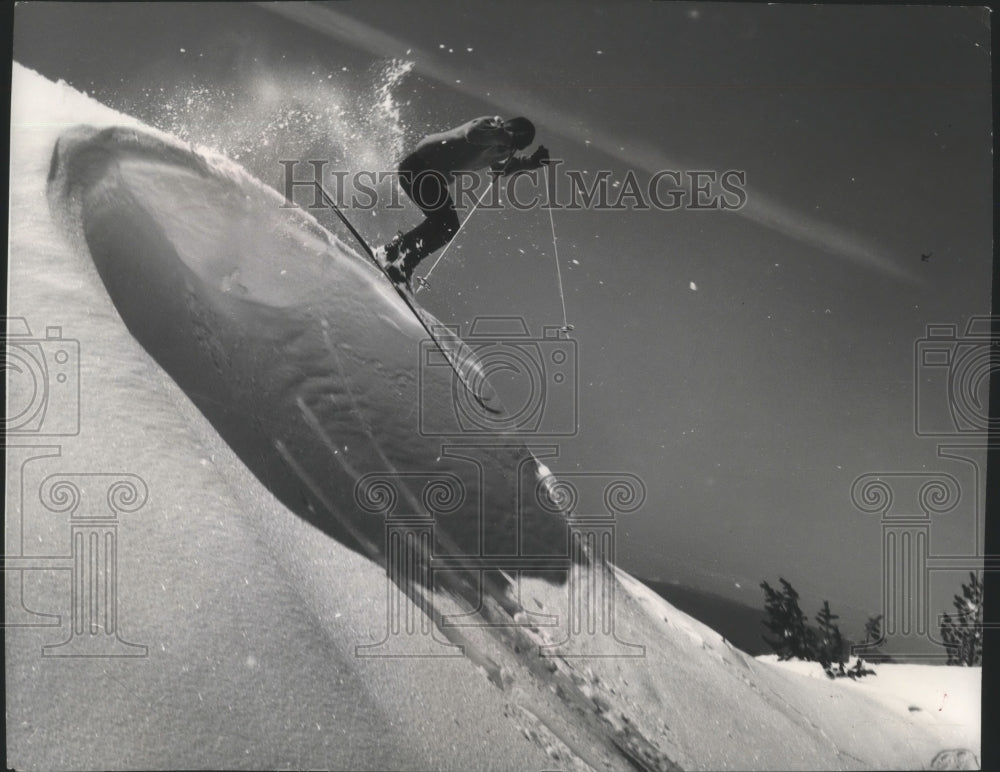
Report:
117,56,416,216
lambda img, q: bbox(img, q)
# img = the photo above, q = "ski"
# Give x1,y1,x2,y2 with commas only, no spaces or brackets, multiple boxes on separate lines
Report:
321,193,501,415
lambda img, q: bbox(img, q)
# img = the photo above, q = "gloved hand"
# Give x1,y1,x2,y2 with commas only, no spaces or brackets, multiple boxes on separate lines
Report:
529,145,550,168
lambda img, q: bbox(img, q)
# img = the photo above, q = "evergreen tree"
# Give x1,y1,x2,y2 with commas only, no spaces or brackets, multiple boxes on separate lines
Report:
863,614,882,646
760,578,816,660
815,600,845,674
858,613,891,664
940,572,983,666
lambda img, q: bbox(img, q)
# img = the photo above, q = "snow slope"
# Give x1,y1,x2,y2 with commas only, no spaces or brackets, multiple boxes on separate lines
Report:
6,64,980,771
758,656,980,752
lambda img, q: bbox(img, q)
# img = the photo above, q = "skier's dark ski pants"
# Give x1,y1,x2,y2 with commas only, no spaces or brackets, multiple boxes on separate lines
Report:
397,157,460,271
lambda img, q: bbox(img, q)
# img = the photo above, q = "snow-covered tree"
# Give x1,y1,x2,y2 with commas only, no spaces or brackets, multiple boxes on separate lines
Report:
815,600,845,674
863,613,882,646
940,572,983,666
760,578,816,660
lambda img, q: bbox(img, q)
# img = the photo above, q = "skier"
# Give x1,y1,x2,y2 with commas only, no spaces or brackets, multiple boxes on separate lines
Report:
381,116,549,288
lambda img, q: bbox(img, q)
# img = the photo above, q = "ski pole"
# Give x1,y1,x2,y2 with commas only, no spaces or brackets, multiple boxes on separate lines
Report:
416,151,516,293
417,182,494,292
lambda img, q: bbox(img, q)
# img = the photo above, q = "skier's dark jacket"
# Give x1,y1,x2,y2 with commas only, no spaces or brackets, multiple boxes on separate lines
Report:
399,116,538,178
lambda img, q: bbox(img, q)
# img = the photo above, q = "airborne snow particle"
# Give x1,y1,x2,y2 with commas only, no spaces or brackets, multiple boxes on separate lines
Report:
572,259,580,265
689,281,698,291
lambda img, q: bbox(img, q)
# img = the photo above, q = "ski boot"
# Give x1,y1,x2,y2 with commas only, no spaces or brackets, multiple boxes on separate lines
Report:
385,261,411,292
380,232,414,292
382,231,405,265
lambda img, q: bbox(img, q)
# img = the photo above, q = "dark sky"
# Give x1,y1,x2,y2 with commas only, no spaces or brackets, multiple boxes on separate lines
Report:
13,2,993,637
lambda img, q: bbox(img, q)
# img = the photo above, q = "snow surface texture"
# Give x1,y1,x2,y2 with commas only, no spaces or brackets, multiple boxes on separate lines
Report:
6,64,980,770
